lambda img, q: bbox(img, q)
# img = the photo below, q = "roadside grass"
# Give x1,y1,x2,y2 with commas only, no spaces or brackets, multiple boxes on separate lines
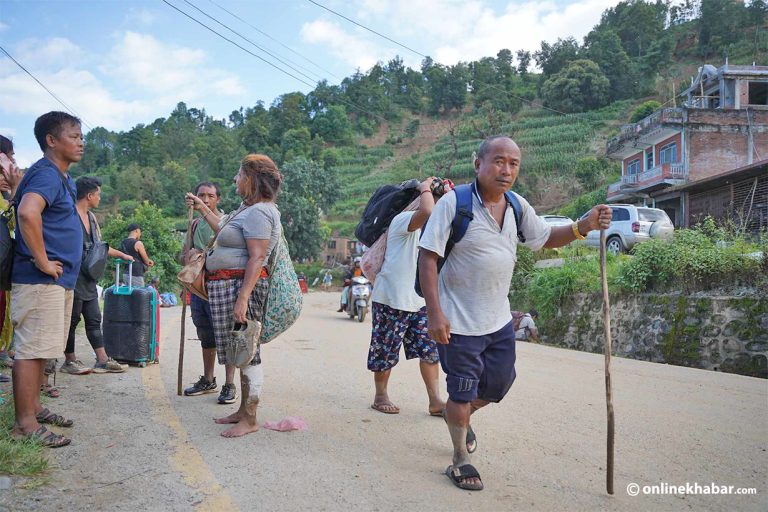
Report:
0,385,49,476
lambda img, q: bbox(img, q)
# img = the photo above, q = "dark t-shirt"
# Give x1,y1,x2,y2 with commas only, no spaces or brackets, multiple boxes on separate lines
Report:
121,238,145,277
12,157,82,289
74,213,99,300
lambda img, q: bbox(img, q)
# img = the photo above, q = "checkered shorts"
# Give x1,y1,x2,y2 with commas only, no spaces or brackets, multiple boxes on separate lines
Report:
207,276,269,366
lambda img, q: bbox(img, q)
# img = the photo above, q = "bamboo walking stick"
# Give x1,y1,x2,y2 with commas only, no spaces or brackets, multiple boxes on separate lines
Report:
177,206,194,396
599,229,615,495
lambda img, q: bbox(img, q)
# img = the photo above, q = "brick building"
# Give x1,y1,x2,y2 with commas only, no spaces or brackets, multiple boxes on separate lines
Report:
605,63,768,226
319,233,357,266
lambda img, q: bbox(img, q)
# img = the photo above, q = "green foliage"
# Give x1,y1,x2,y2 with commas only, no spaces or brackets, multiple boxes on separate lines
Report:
616,217,765,292
573,157,617,191
558,187,608,221
0,389,48,475
280,159,340,260
100,202,181,291
629,100,662,123
541,60,610,113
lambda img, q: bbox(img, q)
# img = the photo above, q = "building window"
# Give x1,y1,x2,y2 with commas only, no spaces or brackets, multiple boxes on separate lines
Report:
748,81,768,106
659,142,677,164
328,240,337,249
645,149,653,171
626,159,640,175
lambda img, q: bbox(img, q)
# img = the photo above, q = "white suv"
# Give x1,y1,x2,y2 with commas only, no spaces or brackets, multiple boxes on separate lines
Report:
581,204,674,255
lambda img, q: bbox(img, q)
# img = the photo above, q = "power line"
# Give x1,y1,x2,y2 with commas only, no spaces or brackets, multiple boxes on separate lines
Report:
207,0,342,81
306,0,427,59
182,0,318,84
161,0,316,87
0,45,93,130
305,0,570,117
162,0,394,125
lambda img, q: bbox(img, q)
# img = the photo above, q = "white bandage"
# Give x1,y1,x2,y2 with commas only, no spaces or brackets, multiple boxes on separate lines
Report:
242,364,264,399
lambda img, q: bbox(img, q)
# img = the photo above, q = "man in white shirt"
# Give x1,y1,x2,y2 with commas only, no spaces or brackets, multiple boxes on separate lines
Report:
515,309,539,343
367,177,445,417
419,135,611,491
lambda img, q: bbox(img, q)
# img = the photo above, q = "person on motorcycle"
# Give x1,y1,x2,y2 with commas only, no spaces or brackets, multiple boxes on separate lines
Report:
337,257,363,312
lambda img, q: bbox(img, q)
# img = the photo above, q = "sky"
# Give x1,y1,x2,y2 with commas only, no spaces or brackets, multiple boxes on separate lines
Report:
0,0,621,167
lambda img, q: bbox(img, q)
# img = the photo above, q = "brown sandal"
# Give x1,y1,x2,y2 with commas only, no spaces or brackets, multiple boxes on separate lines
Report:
36,408,73,428
13,425,71,448
40,384,60,398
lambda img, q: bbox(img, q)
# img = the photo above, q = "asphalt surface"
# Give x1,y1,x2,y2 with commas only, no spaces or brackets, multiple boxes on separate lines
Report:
1,291,766,511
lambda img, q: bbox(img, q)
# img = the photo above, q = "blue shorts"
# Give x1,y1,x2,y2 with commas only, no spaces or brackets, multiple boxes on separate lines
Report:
437,321,517,403
190,294,216,349
367,302,440,372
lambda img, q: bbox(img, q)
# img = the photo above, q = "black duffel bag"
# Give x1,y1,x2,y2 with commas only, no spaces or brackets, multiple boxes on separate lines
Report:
354,179,421,247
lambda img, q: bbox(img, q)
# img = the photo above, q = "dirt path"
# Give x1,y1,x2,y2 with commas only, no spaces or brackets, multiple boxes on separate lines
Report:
1,292,766,511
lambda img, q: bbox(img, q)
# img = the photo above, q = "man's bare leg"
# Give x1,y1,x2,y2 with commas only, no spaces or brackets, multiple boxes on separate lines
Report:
445,399,489,489
371,369,399,413
11,359,45,435
225,363,236,386
202,347,216,383
419,361,445,415
221,365,260,437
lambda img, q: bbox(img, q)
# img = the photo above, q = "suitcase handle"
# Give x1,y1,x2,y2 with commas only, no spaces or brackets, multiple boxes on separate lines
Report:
113,258,133,289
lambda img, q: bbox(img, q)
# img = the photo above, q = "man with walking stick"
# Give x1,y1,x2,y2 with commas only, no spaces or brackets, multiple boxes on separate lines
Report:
418,135,611,491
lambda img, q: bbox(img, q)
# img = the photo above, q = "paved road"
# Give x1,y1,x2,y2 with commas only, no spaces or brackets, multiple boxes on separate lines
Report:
2,291,766,511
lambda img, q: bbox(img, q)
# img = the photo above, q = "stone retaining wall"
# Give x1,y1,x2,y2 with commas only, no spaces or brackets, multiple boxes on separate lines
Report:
540,293,768,378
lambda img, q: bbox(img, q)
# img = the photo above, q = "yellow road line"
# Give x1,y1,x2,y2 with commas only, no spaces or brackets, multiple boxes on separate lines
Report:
142,353,238,511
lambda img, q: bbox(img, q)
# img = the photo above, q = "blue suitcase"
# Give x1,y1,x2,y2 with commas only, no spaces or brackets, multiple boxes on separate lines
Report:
102,260,159,367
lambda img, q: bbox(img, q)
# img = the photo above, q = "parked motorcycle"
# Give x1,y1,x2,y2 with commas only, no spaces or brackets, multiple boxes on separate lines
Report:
347,276,371,322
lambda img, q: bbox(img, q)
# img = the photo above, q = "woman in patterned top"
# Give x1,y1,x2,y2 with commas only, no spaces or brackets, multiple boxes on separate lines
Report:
185,154,282,438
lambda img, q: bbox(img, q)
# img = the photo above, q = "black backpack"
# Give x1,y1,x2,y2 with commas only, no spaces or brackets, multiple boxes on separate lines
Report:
354,179,421,247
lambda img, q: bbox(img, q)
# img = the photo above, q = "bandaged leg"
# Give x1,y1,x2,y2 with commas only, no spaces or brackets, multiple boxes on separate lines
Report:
241,364,263,401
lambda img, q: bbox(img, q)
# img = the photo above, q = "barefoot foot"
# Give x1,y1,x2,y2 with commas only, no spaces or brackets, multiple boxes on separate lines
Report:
214,412,243,424
220,419,259,437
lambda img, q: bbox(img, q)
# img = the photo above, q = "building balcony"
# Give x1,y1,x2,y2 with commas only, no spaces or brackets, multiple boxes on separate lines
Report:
606,162,688,200
606,108,685,158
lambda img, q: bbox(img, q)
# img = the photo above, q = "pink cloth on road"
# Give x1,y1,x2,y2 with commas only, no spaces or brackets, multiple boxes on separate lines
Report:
262,416,308,432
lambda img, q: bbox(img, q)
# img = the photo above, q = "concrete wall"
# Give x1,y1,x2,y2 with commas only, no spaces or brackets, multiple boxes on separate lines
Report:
541,293,768,378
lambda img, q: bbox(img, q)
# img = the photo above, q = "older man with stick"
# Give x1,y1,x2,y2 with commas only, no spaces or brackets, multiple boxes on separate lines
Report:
418,135,611,491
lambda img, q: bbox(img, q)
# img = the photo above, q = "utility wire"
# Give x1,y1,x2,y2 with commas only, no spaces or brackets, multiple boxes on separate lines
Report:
306,0,427,59
183,0,318,84
207,0,342,81
0,45,93,130
305,0,571,117
161,0,316,87
162,0,393,125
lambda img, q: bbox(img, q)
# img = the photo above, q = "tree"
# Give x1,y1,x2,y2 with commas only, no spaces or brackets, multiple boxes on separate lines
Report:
534,37,581,78
312,105,354,145
584,28,639,100
516,50,532,77
279,158,340,260
599,0,668,58
541,59,610,113
100,202,181,292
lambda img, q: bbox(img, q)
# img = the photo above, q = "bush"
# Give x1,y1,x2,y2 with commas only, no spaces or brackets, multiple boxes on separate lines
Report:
616,217,764,292
629,100,662,123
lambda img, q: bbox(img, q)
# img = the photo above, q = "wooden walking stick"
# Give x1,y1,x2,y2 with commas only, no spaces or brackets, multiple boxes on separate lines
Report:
599,229,615,495
177,206,194,396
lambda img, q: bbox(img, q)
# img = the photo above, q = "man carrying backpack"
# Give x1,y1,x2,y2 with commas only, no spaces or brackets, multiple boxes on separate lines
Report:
418,135,611,491
513,309,539,343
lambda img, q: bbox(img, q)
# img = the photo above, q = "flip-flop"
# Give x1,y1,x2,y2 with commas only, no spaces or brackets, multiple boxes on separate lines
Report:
429,409,444,417
445,464,484,491
371,403,400,414
40,384,60,398
13,425,71,448
36,407,74,428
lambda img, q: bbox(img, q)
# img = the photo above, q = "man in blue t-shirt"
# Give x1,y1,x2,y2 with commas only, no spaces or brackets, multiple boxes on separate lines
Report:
10,111,84,448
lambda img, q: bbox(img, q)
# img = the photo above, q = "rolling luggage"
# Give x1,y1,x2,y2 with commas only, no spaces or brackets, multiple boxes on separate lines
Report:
102,260,159,367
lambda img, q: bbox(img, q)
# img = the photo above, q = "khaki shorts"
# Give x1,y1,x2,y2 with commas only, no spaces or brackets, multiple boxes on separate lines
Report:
11,284,74,360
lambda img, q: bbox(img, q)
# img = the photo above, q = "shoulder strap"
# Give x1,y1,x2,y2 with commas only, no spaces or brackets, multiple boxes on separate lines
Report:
450,184,475,246
87,211,102,241
504,191,526,243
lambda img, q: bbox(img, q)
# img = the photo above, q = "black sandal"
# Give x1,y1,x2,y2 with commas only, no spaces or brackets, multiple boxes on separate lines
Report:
36,408,74,428
445,464,484,491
